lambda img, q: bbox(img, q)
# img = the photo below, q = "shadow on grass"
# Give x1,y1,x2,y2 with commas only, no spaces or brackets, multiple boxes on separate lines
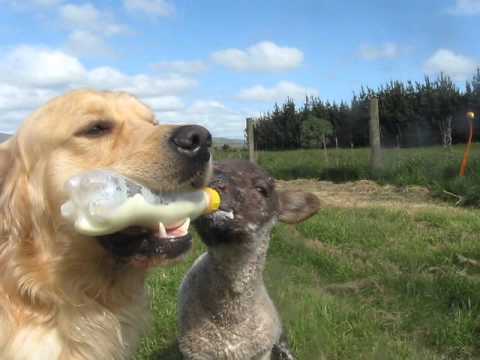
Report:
148,342,182,360
266,164,366,183
268,164,322,180
318,166,363,182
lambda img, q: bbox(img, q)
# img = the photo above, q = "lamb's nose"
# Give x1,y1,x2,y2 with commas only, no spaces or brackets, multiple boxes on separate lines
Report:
170,125,212,158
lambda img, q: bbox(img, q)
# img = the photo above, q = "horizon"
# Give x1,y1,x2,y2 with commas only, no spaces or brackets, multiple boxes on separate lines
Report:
0,0,478,138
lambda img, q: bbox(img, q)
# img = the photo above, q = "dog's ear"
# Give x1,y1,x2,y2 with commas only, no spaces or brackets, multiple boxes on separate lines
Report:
0,138,32,238
0,139,14,192
278,191,320,224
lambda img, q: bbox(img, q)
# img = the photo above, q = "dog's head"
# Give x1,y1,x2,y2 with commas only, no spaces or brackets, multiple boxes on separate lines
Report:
0,90,212,274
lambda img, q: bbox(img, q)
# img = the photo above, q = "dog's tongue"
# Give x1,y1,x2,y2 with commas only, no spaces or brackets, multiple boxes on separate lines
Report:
158,218,190,239
129,218,192,269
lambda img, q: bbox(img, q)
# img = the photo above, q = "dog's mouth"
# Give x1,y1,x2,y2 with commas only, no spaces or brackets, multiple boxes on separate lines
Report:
97,218,192,268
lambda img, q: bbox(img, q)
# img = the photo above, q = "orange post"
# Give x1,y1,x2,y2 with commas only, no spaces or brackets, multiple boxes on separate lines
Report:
459,112,475,176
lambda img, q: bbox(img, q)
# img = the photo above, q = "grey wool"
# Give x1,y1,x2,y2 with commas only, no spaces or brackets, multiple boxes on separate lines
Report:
177,160,320,359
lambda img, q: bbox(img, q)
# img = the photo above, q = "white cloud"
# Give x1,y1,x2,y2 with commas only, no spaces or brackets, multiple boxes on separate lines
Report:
124,0,174,17
60,3,98,28
4,2,126,60
85,67,129,88
0,110,34,134
85,67,197,96
66,30,113,58
2,0,63,9
0,46,87,87
423,49,478,81
237,81,319,102
0,84,56,112
153,60,208,75
156,100,247,139
212,41,304,72
118,75,197,97
358,42,402,61
189,100,229,114
0,84,57,133
59,3,127,36
0,46,199,133
142,96,184,111
32,0,61,5
0,38,255,138
447,0,480,15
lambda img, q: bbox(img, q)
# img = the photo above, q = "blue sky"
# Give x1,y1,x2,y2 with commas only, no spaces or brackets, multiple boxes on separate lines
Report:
0,0,479,138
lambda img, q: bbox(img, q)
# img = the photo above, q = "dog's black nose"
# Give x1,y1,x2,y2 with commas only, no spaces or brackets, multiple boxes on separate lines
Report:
171,125,212,158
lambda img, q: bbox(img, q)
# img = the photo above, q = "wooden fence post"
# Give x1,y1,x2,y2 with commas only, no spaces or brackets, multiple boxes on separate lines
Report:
246,118,255,163
369,97,383,171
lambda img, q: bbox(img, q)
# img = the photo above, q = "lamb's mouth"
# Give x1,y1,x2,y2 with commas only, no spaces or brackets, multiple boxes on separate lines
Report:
209,209,235,223
97,219,192,268
198,205,235,233
202,182,235,228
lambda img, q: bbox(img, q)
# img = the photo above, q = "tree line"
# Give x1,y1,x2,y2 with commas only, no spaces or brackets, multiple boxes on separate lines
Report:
251,69,480,150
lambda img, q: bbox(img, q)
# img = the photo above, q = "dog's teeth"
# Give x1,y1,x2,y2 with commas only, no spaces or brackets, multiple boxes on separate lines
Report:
159,222,167,238
225,211,234,219
180,218,191,233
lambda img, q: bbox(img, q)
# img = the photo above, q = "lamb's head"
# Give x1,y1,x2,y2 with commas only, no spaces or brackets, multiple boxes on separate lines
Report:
194,160,320,247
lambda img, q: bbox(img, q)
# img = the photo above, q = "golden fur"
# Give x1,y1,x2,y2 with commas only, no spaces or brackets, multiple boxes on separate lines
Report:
0,90,207,359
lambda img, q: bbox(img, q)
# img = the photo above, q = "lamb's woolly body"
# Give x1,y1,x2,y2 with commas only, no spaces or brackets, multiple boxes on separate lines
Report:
178,219,282,359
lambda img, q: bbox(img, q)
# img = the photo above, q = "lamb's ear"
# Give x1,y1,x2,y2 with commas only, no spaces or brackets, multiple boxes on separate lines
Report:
278,191,320,224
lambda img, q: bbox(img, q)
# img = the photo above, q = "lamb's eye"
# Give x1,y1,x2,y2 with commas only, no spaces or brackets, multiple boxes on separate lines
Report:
255,186,268,197
77,121,114,138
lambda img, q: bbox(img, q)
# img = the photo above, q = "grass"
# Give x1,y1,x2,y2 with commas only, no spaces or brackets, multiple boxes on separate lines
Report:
213,144,480,206
133,145,480,359
136,205,480,359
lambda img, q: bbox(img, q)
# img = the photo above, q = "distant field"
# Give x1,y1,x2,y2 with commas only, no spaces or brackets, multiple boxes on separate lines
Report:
213,145,480,206
0,133,10,142
212,137,244,148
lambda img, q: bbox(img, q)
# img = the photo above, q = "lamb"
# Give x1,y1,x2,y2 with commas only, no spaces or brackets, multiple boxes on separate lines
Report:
178,160,320,359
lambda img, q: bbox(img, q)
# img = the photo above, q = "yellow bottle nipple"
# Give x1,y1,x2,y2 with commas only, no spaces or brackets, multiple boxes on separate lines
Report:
204,187,221,214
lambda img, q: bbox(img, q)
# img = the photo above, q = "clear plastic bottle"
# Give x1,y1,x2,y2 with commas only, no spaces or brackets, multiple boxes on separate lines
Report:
61,170,220,236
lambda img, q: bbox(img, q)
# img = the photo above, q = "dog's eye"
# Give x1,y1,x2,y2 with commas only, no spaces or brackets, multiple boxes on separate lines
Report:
77,121,114,138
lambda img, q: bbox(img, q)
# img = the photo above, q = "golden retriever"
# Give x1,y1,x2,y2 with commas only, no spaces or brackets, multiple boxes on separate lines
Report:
0,90,212,359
